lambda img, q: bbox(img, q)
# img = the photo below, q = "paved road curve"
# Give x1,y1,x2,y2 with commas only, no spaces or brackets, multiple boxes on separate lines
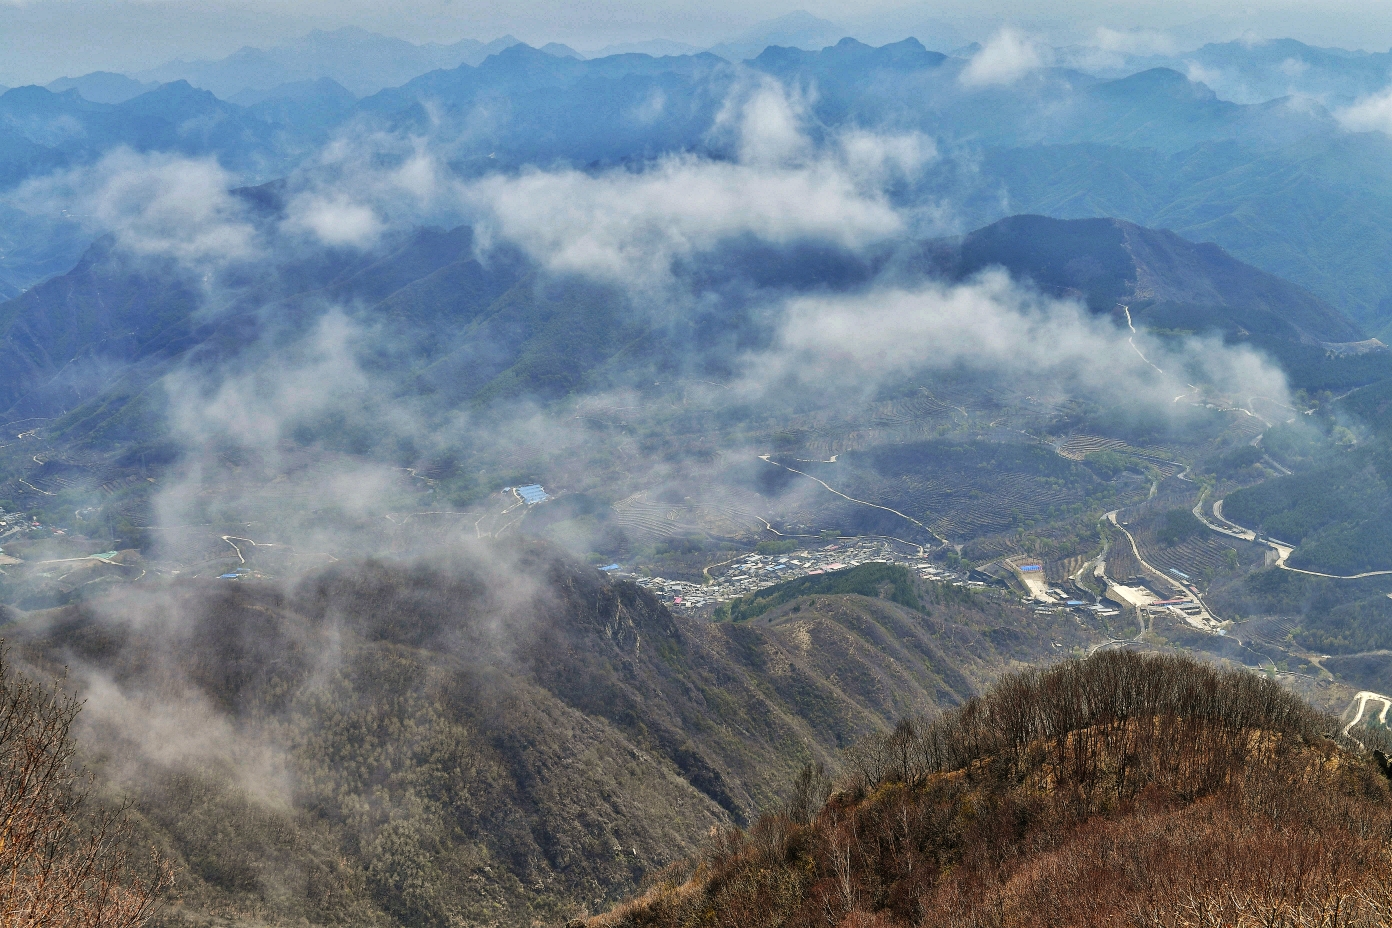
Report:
1201,496,1392,580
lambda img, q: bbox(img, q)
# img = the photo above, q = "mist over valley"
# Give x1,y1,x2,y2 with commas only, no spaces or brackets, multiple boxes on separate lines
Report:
4,10,1392,927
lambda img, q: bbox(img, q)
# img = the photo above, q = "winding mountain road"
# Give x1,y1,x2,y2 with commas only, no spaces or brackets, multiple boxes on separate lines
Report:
1343,691,1392,748
1105,510,1217,628
757,455,948,547
1199,498,1392,580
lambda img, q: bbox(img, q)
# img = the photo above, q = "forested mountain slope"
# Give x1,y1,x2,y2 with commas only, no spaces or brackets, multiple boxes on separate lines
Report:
0,212,1364,441
924,214,1365,344
5,557,1068,926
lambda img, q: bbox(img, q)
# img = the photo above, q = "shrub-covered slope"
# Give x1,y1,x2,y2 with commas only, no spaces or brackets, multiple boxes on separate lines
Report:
588,651,1392,928
6,546,1061,926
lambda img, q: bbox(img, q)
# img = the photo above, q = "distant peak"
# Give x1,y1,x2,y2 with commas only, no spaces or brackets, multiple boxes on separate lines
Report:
539,42,585,60
302,26,379,42
1096,67,1218,101
763,10,836,27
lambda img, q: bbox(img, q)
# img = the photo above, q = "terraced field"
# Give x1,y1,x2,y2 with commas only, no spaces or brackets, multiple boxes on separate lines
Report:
1054,435,1186,478
611,490,765,541
1133,532,1247,578
1232,615,1301,653
1104,529,1143,581
610,493,696,540
1045,553,1093,584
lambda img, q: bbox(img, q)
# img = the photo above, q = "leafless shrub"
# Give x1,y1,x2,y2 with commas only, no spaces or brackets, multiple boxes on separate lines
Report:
586,652,1392,928
0,647,172,928
785,762,833,825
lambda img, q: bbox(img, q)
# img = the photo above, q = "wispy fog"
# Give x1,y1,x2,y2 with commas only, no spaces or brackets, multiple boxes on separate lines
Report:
16,150,260,267
465,82,925,288
0,69,1298,563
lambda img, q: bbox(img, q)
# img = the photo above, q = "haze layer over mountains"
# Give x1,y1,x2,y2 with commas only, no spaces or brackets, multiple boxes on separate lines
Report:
5,10,1392,928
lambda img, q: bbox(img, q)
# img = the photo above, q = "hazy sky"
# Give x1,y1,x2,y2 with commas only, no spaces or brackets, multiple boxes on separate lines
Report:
2,0,1391,86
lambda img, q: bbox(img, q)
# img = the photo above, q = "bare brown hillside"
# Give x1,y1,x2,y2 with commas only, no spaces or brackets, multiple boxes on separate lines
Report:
587,651,1392,928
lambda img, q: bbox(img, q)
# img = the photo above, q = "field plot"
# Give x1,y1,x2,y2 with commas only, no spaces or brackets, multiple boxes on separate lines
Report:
1225,413,1266,442
1230,615,1302,654
1054,435,1185,477
1056,435,1132,460
763,437,1140,547
611,490,765,542
1126,500,1266,582
927,473,1082,539
1132,533,1248,579
611,493,695,540
1104,529,1143,580
779,390,975,459
1045,553,1093,584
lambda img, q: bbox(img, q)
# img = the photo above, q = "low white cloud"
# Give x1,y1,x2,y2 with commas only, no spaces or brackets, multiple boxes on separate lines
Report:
714,79,814,166
741,270,1290,414
628,86,667,125
14,148,258,265
837,129,937,185
280,133,460,249
960,29,1045,87
1279,56,1309,77
1093,27,1178,57
77,665,294,806
467,158,901,285
283,194,383,247
162,309,371,452
464,83,928,288
1183,61,1225,90
1338,86,1392,135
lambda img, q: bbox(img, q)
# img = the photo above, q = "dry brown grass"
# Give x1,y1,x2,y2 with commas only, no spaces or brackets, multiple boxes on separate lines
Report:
587,652,1392,928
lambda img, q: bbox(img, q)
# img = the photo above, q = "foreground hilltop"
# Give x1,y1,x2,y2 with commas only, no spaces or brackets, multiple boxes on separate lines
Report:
588,650,1392,928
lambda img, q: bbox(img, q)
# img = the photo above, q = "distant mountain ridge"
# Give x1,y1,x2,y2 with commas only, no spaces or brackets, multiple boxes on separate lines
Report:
1124,37,1392,105
706,11,846,62
925,215,1367,346
6,34,1392,330
45,71,158,104
0,213,1369,449
132,27,527,98
0,79,289,187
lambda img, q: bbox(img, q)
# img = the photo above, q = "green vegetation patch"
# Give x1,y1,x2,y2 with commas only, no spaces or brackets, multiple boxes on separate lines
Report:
1222,460,1384,545
715,563,923,623
1082,450,1143,479
755,539,800,556
1156,508,1204,546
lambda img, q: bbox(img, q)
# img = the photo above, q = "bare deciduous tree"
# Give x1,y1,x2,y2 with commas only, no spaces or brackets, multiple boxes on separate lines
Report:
0,648,172,928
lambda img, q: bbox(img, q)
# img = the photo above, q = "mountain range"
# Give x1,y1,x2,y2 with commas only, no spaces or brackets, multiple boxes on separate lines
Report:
581,651,1392,928
0,214,1367,442
927,214,1366,345
7,19,1392,928
132,28,527,99
7,35,1392,333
